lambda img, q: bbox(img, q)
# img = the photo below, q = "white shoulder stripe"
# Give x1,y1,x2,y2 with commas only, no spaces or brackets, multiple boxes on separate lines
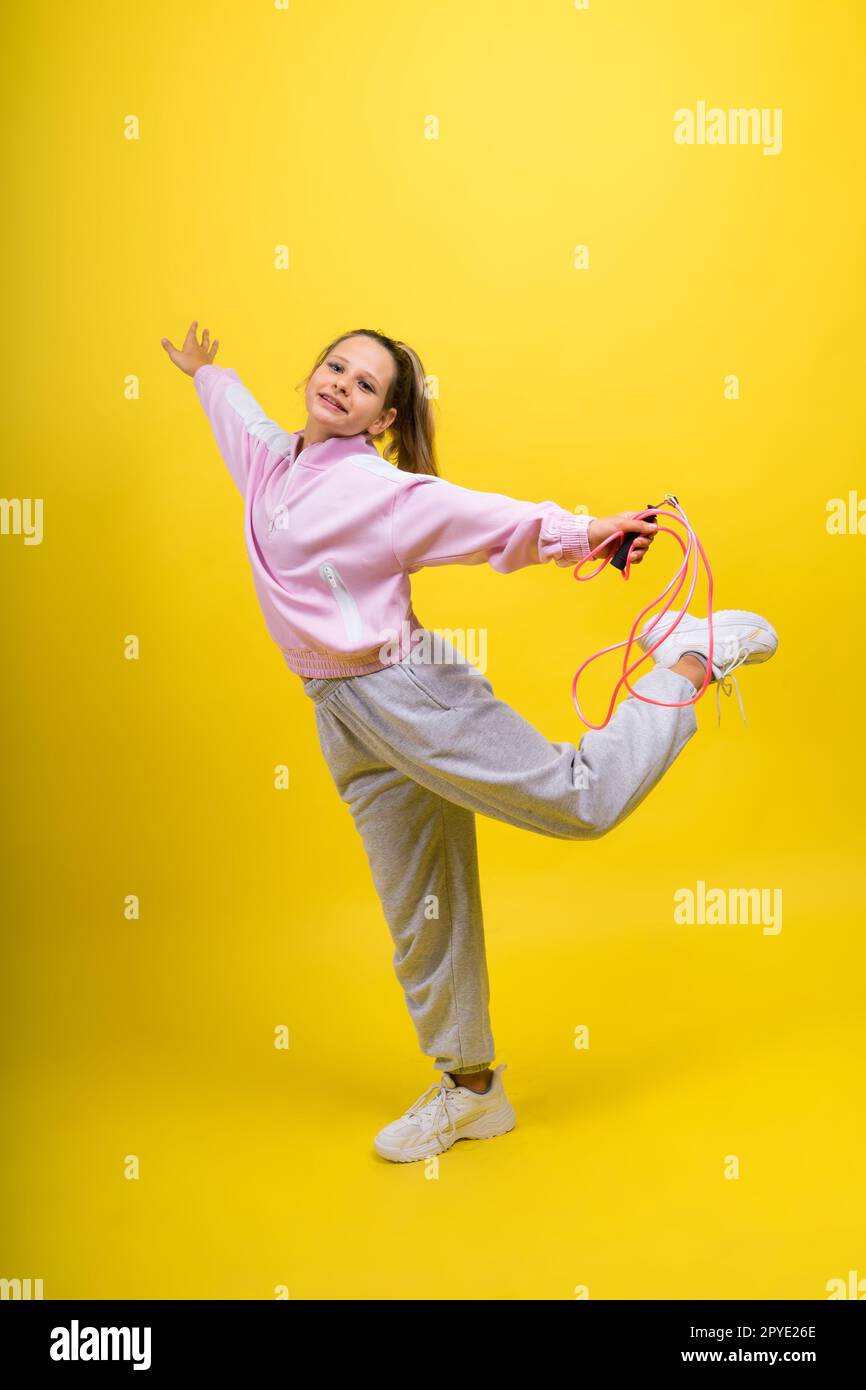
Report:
225,381,295,459
343,453,442,485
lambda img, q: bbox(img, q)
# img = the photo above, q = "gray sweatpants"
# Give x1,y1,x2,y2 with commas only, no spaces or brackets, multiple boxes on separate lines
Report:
300,632,699,1077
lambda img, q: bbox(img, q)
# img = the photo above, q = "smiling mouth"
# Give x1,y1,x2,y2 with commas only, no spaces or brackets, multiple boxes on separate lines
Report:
319,393,347,413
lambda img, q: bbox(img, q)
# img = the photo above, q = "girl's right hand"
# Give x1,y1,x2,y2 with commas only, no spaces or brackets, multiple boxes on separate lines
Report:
161,320,220,377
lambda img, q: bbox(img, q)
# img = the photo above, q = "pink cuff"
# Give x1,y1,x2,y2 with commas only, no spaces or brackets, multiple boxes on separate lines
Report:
540,511,596,566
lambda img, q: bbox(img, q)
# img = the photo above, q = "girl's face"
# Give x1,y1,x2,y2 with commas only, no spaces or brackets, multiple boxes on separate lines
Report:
304,335,398,440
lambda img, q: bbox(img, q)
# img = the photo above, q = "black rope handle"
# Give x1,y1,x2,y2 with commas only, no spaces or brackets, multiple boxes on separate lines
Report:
609,495,678,572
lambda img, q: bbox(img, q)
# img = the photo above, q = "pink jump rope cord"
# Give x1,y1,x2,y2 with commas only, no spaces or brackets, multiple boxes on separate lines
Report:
570,493,715,730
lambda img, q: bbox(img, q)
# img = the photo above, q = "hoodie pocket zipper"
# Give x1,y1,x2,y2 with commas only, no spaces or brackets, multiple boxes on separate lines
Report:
319,561,364,644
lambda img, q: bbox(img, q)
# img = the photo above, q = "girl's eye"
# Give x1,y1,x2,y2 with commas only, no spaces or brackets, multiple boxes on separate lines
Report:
328,361,374,392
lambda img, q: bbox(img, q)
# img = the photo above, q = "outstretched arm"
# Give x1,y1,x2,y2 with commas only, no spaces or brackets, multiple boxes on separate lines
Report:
390,472,658,575
161,321,294,495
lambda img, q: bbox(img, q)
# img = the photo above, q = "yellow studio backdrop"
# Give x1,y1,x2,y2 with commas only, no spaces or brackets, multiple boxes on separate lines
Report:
2,0,864,1301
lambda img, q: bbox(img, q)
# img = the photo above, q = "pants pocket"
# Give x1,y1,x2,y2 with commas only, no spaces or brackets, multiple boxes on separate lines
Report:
398,659,454,710
396,645,489,711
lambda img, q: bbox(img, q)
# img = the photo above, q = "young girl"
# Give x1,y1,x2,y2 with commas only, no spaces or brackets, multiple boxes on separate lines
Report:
161,321,778,1164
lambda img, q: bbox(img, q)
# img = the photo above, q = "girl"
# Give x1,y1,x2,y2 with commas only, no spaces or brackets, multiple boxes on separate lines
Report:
161,321,778,1164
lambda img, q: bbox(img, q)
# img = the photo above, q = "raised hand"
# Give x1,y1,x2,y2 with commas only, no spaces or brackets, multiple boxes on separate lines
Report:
588,512,658,566
161,320,220,377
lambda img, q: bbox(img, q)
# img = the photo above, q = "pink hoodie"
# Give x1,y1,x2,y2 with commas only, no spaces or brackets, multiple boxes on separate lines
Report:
193,363,597,678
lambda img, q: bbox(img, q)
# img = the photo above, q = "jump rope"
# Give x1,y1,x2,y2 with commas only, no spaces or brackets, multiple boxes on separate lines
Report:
570,493,740,730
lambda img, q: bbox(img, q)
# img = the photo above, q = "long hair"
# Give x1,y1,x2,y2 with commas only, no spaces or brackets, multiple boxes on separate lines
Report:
298,328,439,476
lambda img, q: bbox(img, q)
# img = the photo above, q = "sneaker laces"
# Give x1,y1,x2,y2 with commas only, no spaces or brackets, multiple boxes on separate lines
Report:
401,1078,460,1152
714,647,749,727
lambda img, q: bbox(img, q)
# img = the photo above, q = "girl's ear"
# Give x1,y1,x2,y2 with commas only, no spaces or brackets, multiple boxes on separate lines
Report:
368,406,397,437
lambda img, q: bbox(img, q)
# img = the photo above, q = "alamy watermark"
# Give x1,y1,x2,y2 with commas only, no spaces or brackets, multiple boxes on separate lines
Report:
826,491,866,535
674,101,783,156
378,622,488,674
674,879,783,935
1,497,43,544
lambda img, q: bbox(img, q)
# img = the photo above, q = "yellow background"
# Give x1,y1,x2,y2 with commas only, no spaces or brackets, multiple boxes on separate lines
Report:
3,0,864,1300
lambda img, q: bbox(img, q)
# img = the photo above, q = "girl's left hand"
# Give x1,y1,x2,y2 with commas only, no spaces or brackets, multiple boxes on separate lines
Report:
588,512,658,565
626,533,655,564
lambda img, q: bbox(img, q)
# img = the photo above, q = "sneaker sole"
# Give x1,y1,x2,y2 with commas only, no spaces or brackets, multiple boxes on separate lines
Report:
373,1102,517,1163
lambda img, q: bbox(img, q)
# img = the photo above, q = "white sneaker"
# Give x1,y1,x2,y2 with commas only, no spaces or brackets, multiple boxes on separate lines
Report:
373,1064,516,1163
636,608,779,726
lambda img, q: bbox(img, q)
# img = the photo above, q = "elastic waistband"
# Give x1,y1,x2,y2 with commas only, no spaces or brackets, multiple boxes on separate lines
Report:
284,609,427,682
288,648,390,678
